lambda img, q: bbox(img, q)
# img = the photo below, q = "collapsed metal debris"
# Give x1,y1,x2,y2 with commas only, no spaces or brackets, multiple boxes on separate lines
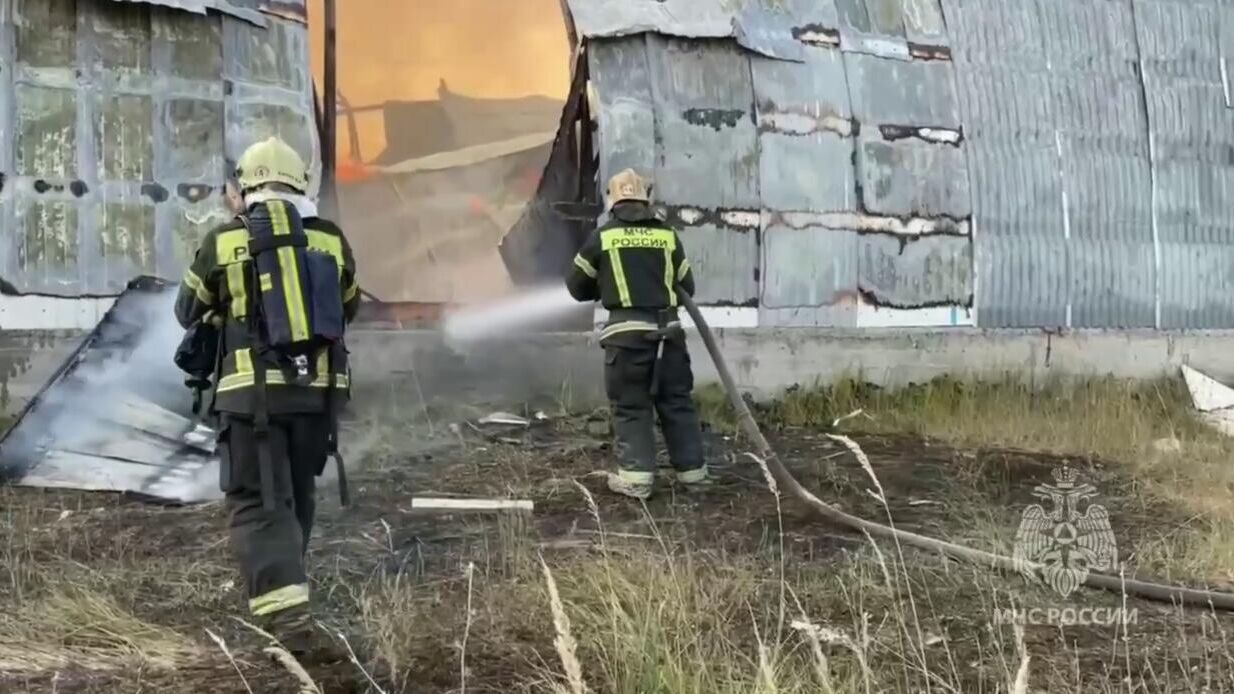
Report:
0,277,220,503
1181,365,1234,438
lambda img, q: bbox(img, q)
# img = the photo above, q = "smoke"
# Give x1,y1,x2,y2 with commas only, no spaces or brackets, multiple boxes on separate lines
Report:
442,283,587,344
1,283,218,502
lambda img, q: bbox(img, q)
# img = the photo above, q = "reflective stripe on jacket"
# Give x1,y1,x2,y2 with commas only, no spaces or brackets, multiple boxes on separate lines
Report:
174,213,360,415
565,202,695,343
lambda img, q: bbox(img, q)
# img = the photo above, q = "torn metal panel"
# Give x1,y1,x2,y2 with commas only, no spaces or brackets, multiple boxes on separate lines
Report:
752,48,855,212
857,233,971,307
856,135,969,218
563,0,738,40
903,0,946,46
589,39,657,186
0,278,219,503
733,0,840,62
646,36,760,210
835,0,911,61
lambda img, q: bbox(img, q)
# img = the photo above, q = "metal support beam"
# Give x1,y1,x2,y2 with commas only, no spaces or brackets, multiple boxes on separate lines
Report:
320,0,339,217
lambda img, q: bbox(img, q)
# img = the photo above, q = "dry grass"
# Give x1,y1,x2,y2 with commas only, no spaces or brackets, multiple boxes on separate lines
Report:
6,374,1234,691
698,374,1234,580
0,586,201,672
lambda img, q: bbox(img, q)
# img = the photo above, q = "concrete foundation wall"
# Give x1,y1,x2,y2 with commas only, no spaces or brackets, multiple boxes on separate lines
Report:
341,328,1234,416
4,328,1234,420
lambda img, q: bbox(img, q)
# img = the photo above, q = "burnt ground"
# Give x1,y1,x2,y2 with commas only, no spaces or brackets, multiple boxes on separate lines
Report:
2,415,1234,693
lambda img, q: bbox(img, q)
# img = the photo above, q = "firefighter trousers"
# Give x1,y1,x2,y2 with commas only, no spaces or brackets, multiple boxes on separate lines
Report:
217,412,330,617
604,338,704,481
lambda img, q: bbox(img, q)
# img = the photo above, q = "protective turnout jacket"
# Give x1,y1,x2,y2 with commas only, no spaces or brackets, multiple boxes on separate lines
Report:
174,208,360,415
566,202,695,343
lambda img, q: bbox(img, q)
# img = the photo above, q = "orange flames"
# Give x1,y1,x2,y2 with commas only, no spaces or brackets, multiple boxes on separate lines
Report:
306,0,572,167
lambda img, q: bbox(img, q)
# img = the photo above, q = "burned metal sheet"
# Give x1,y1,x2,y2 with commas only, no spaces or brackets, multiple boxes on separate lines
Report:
0,278,219,503
752,48,855,213
856,135,968,218
845,52,960,128
550,0,1234,328
733,0,841,62
678,224,759,306
0,1,318,297
564,0,738,40
858,233,971,307
646,36,760,210
589,39,658,189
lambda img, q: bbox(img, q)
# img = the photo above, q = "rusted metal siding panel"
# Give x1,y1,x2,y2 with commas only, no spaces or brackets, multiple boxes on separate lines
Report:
0,0,318,296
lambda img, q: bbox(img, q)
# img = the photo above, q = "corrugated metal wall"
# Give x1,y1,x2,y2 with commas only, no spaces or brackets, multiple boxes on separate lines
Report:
576,0,1234,329
0,0,317,296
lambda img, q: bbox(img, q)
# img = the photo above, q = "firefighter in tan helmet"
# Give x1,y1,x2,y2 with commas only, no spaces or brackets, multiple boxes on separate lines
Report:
566,168,710,499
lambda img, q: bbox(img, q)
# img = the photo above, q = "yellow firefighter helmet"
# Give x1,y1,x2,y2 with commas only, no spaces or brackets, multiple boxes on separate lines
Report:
606,168,651,205
234,137,309,192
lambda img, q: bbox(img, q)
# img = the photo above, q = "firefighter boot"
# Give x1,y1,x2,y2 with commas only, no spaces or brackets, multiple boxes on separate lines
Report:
676,465,714,492
263,604,345,664
606,470,654,500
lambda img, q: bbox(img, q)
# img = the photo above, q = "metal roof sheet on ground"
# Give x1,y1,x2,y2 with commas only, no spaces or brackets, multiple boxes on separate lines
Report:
0,278,219,503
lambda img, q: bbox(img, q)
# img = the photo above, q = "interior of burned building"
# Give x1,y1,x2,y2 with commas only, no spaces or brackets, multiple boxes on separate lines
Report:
305,0,573,315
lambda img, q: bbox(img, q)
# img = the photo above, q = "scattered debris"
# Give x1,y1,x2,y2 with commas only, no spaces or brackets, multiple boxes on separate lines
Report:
405,497,534,514
477,412,531,427
1181,365,1234,437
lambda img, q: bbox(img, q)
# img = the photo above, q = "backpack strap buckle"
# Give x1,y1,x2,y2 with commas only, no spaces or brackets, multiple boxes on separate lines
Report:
288,354,313,386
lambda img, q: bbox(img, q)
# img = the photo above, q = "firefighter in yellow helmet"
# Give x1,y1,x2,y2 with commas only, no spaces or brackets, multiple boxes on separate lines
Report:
566,169,710,499
174,137,360,660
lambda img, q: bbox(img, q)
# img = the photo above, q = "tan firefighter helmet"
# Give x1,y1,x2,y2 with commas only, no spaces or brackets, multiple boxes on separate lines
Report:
605,168,651,206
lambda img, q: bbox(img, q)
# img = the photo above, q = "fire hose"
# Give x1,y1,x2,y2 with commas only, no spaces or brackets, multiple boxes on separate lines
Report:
677,289,1234,611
